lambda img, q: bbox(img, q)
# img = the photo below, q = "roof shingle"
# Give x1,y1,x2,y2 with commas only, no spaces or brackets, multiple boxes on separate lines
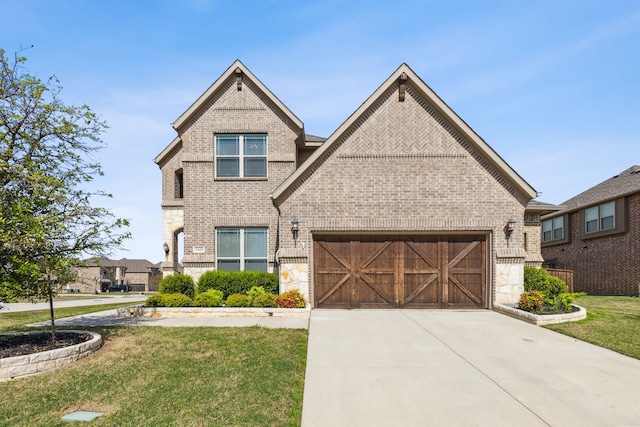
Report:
559,165,640,212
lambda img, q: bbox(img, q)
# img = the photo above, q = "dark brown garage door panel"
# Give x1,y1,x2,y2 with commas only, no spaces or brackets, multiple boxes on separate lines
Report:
314,236,486,309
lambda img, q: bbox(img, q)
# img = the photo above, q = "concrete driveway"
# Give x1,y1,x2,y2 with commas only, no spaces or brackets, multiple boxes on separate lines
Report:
301,310,640,427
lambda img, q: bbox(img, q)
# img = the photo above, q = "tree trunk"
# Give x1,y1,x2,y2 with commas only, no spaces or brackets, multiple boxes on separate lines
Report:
47,274,56,348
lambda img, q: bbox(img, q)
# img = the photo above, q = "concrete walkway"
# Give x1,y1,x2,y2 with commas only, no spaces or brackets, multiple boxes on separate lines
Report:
0,295,148,312
301,310,640,427
25,308,310,329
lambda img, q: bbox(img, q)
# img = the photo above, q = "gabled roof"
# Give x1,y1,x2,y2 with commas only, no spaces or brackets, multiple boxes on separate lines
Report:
304,134,327,146
154,136,181,166
82,258,160,273
526,200,564,215
555,165,640,213
271,63,537,201
172,60,304,133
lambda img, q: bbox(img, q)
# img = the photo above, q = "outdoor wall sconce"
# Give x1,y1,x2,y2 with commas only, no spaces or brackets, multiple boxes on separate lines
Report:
291,218,299,247
503,217,517,241
163,242,170,256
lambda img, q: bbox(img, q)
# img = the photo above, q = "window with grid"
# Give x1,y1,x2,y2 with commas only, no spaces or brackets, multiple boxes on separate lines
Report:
215,135,267,178
542,217,564,242
216,228,268,272
585,202,615,233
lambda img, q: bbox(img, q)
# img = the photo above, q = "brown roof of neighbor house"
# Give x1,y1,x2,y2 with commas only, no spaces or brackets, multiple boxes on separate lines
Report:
82,258,160,273
554,165,640,214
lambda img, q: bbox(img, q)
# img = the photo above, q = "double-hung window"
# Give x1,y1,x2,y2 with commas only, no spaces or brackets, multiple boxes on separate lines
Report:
585,201,615,233
542,217,564,242
216,228,268,272
216,135,267,178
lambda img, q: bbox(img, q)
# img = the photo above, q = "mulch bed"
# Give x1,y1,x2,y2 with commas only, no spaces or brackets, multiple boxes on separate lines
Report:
0,331,93,359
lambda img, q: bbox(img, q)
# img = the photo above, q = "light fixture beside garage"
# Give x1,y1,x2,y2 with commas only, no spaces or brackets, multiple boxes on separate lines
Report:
503,217,517,241
291,218,299,247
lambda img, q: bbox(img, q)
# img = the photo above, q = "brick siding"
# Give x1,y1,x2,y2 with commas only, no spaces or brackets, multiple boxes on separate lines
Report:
157,64,539,305
542,193,640,295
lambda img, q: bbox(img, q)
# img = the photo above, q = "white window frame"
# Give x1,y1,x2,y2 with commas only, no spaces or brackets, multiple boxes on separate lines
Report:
215,134,267,178
216,228,268,272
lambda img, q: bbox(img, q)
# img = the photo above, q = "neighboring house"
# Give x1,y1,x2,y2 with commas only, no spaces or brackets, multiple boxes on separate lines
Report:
155,60,555,309
541,165,640,295
69,258,162,292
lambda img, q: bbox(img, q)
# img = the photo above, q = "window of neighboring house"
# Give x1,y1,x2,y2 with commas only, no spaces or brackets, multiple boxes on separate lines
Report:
542,217,564,242
541,214,571,247
215,135,267,178
585,201,614,233
175,169,183,199
216,228,268,272
579,198,627,240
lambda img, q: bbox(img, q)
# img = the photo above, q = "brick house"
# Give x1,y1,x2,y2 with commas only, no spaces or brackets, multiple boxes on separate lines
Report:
541,165,640,295
155,60,554,308
69,258,162,293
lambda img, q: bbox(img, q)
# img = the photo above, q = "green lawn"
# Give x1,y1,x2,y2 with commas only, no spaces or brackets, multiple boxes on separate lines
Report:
0,326,307,426
0,303,308,427
5,295,636,425
544,295,640,360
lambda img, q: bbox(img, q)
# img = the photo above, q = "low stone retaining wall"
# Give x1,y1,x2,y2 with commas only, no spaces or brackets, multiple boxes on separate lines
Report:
117,305,310,318
0,330,102,382
494,304,586,326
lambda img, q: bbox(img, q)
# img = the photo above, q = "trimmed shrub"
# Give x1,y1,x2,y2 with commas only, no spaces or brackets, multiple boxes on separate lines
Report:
193,289,224,307
197,270,278,298
225,293,249,307
247,286,266,305
524,266,568,298
162,293,193,307
275,289,306,308
518,290,544,312
144,294,165,307
523,267,581,313
252,292,277,308
159,274,195,298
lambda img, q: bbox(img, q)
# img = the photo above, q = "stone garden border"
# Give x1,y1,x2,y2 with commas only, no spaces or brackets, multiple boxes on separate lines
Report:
494,303,586,326
117,305,310,318
0,330,102,382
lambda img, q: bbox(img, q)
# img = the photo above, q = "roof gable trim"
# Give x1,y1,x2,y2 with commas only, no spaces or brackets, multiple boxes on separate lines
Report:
172,60,304,132
271,63,537,200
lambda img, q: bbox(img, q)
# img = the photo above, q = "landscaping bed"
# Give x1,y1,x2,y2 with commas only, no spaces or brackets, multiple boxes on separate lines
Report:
0,331,93,358
494,303,586,325
0,330,102,382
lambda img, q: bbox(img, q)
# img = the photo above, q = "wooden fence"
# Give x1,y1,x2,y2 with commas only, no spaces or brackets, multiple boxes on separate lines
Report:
546,268,574,293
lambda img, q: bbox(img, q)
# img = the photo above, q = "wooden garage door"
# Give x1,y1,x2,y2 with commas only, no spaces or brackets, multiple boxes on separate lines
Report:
314,235,486,309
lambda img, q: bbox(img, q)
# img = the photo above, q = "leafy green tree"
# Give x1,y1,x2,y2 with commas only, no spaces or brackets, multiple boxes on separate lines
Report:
0,47,130,343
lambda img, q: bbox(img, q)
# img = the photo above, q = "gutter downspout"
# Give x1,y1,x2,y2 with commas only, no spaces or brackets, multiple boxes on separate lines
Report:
269,194,281,267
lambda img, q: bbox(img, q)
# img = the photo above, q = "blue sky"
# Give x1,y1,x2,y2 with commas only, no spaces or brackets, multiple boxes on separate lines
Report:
3,0,640,263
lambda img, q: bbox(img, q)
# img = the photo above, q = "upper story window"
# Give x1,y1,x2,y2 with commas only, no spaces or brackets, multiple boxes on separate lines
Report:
542,217,564,242
541,214,571,247
215,135,267,178
216,228,268,272
585,201,614,233
579,198,627,240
